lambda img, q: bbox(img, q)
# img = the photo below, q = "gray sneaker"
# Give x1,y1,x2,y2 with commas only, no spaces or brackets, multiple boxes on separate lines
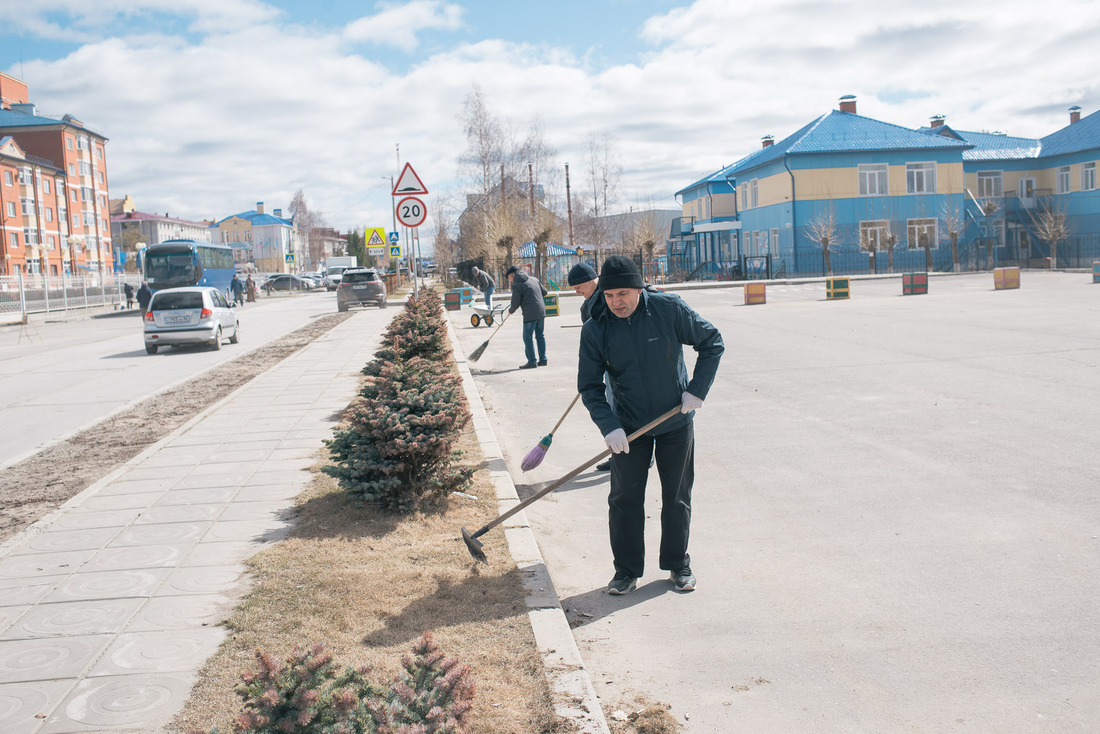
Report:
670,565,696,592
607,574,638,595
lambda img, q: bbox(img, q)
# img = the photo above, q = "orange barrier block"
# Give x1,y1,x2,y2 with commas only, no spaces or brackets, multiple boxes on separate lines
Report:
744,282,766,305
444,292,462,311
1092,261,1100,283
902,272,928,295
994,267,1020,290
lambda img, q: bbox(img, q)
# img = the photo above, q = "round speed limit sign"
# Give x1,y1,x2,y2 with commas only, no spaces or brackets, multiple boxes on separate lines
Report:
395,196,427,228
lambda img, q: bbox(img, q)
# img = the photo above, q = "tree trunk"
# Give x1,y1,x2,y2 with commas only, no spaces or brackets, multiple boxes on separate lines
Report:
923,243,932,272
887,244,894,274
950,235,959,272
1050,240,1058,269
822,245,832,276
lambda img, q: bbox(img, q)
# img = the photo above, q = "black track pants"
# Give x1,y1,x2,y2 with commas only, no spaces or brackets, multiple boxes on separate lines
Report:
607,420,694,579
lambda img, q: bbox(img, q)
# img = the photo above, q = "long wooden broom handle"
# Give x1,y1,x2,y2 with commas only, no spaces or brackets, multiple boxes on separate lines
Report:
473,404,683,539
548,393,582,436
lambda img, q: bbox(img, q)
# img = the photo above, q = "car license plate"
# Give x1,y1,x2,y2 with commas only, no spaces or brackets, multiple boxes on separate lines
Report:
165,315,190,325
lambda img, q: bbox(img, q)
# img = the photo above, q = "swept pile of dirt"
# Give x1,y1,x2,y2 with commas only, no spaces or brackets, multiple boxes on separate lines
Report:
0,313,352,544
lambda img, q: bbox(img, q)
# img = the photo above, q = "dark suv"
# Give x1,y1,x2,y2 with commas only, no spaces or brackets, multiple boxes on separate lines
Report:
337,268,387,311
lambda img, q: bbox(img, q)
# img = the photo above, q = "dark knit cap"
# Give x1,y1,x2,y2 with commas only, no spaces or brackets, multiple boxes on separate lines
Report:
598,255,643,290
505,265,519,277
567,262,598,286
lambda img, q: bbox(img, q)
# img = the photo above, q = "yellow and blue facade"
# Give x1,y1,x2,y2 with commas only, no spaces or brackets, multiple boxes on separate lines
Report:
675,96,1100,277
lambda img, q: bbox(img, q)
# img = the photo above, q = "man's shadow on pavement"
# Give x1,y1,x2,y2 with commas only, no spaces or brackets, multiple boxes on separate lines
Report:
560,581,677,628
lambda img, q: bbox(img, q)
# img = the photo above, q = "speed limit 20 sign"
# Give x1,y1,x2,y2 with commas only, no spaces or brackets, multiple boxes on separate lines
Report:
395,196,427,228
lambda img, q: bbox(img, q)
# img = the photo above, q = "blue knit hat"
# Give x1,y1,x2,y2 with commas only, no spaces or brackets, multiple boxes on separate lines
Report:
567,262,598,286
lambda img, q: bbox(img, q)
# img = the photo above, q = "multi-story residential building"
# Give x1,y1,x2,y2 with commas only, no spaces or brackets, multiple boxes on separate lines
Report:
111,207,212,273
210,202,299,273
0,72,113,278
675,95,1100,278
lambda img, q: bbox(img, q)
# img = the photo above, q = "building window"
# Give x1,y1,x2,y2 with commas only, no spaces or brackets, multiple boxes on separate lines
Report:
74,214,81,227
858,164,888,196
1082,162,1095,192
739,183,748,210
977,171,1003,199
45,208,53,222
66,136,74,150
906,162,936,194
907,218,938,249
42,179,50,195
5,201,14,217
71,190,78,203
770,228,779,256
860,220,888,250
1057,166,1071,194
68,164,75,176
3,170,12,186
750,179,759,208
48,235,55,248
9,232,18,248
77,136,88,151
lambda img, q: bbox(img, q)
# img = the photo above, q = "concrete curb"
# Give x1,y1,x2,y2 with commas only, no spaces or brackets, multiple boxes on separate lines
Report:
444,316,611,734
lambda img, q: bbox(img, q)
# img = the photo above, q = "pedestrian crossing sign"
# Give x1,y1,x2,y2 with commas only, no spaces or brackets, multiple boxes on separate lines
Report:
389,244,401,258
366,228,385,247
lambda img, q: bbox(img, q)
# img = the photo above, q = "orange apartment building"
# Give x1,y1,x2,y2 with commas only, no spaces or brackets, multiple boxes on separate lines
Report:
0,71,113,277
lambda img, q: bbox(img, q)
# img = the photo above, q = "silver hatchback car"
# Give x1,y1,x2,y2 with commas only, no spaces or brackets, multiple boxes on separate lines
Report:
143,286,240,354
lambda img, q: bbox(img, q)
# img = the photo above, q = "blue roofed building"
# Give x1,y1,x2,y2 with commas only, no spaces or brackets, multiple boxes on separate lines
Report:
674,96,1100,278
210,201,300,273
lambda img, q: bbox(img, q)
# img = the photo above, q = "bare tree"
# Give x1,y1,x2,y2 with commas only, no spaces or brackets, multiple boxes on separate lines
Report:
806,205,839,276
457,84,504,198
289,190,327,271
582,131,623,268
940,201,966,272
1030,196,1071,269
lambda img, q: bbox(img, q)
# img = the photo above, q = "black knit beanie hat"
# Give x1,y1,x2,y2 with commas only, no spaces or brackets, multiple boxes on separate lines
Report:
567,262,598,286
598,255,643,290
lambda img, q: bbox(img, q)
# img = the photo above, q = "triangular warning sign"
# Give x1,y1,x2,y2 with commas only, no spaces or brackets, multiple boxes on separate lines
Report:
367,229,385,246
392,163,428,196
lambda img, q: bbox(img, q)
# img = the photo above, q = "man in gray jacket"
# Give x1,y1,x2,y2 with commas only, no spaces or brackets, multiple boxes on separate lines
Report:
578,256,724,595
471,266,495,307
506,265,548,369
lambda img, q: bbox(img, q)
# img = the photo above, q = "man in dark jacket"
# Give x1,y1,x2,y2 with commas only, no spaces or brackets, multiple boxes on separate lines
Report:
506,265,548,369
471,266,495,307
137,282,153,312
568,261,598,324
578,255,724,595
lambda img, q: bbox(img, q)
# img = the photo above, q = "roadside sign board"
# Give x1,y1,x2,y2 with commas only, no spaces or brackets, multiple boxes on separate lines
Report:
388,231,400,244
368,247,385,257
365,227,385,247
395,196,427,228
285,253,294,263
389,244,401,258
392,163,428,196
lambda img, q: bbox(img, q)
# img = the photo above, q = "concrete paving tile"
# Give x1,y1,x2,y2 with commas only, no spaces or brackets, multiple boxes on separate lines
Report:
82,544,190,573
154,486,237,506
0,551,95,578
78,492,163,512
108,522,210,548
124,594,233,631
242,470,309,487
203,518,291,543
87,628,227,676
0,680,78,734
267,446,321,461
0,574,69,605
1,598,145,639
215,501,293,523
131,503,225,525
16,528,119,554
234,484,304,502
182,540,267,566
252,457,317,472
40,671,196,733
171,469,251,489
202,447,273,464
109,466,171,482
0,605,29,635
0,634,113,682
157,565,249,595
48,509,143,531
43,569,170,603
93,477,175,495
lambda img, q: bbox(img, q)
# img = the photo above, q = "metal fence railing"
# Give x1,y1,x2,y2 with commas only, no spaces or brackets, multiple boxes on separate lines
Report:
0,272,142,323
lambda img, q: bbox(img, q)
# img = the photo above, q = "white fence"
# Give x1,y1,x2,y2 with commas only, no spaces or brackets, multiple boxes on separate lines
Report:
0,273,142,324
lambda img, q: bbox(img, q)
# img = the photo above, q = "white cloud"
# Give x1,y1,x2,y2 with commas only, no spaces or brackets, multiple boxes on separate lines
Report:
5,0,1100,236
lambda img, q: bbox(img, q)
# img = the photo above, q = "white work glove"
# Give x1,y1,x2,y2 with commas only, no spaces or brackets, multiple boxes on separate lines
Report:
603,428,630,454
681,391,704,414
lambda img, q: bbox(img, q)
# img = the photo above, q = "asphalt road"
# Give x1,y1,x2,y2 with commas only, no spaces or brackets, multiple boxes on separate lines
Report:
449,270,1100,732
0,291,340,470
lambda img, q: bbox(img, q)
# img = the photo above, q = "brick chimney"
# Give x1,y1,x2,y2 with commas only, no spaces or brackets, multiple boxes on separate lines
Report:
273,209,282,218
839,94,857,114
761,135,774,148
1069,106,1082,124
930,115,946,128
256,202,265,215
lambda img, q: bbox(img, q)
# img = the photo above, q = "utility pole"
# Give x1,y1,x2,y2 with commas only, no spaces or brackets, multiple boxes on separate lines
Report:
565,163,574,250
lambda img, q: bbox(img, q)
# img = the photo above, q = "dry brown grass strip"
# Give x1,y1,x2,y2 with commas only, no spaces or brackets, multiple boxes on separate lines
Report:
172,426,566,733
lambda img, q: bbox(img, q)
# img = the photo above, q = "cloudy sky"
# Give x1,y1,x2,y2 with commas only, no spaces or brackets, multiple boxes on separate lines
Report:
2,0,1098,237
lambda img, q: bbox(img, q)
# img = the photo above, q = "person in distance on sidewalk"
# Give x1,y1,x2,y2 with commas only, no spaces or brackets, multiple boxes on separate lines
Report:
577,256,724,595
506,265,548,369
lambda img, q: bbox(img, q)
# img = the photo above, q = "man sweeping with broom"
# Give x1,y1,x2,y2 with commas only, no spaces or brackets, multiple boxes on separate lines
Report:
578,256,724,595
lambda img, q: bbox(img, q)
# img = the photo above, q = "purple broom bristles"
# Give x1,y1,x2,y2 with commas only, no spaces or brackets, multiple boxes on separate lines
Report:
520,433,554,471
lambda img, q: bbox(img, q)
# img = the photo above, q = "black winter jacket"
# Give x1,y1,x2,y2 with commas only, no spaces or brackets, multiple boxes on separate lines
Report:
578,289,724,436
508,271,547,322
